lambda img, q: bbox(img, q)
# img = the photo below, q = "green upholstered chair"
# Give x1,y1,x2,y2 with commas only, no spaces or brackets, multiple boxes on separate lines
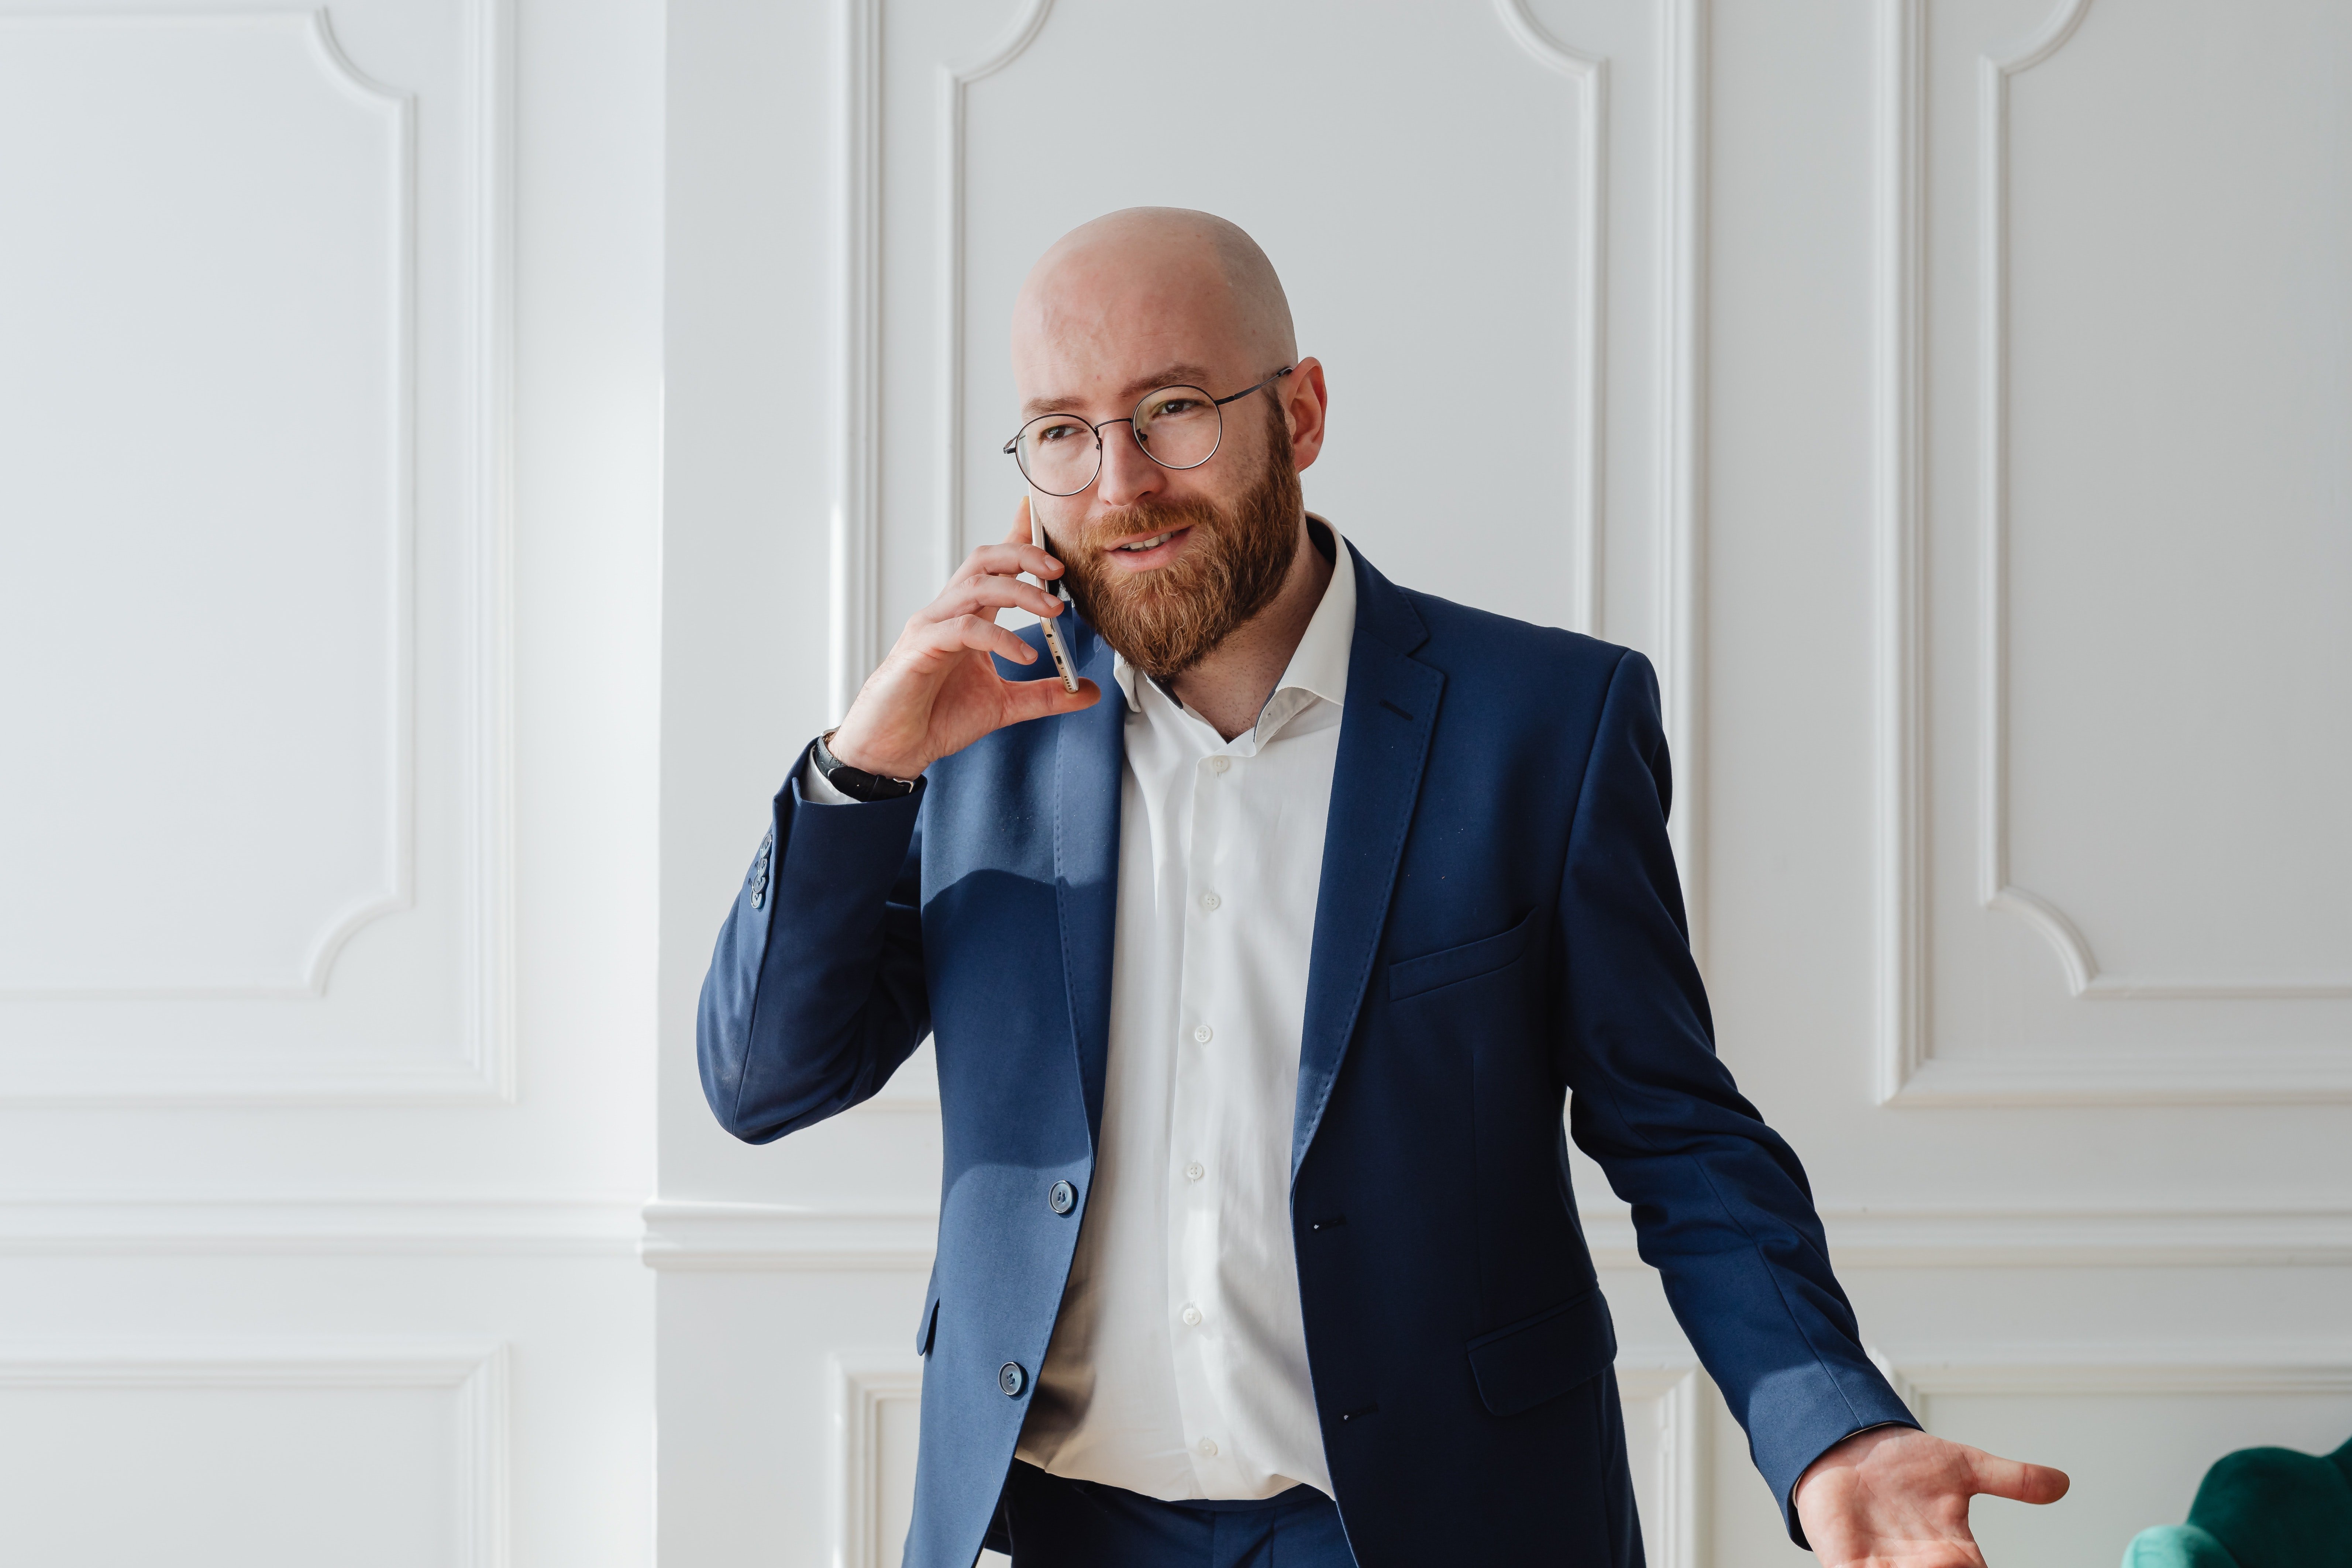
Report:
2120,1435,2352,1567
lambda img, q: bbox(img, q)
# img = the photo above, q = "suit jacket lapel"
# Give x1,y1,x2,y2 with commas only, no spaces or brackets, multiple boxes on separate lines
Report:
1053,616,1125,1148
1293,550,1442,1179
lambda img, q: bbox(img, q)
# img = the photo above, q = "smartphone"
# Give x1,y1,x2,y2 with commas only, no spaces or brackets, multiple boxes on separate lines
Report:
1029,504,1082,694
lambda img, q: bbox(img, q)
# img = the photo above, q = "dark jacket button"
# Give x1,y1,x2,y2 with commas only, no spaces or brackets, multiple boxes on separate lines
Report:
999,1362,1027,1397
1048,1181,1077,1215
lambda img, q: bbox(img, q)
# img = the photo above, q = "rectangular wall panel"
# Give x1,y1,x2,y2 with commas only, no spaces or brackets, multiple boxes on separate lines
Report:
0,1,513,1102
0,1341,505,1568
1877,0,2352,1103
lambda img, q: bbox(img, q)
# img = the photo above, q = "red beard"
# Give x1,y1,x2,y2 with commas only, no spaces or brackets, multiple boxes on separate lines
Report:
1054,399,1304,681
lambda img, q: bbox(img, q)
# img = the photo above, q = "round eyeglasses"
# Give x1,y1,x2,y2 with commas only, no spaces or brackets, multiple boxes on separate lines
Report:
1002,366,1293,496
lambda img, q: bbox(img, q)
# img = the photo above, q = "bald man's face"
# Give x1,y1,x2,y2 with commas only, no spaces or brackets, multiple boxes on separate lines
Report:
1010,231,1310,678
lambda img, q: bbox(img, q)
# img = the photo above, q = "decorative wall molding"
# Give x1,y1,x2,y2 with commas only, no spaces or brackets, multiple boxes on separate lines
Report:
0,0,515,1103
283,8,419,1003
638,1202,936,1271
0,1338,510,1568
640,1201,2352,1274
0,10,416,1004
1973,0,2350,1006
833,1351,926,1568
0,11,407,998
1870,0,2352,1104
1876,1343,2352,1415
0,1198,641,1257
1871,0,1928,1107
1589,1204,2352,1270
458,0,520,1105
1491,0,1607,646
1614,1357,1708,1568
934,0,1058,586
1652,0,1709,963
830,0,882,720
1882,1047,2352,1108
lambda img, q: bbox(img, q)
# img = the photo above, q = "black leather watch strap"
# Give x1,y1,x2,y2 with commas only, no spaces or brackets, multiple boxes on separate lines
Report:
812,729,917,802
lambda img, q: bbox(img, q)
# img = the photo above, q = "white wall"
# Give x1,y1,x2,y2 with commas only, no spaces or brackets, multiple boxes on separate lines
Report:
6,0,2342,1564
0,0,665,1562
658,2,2352,1564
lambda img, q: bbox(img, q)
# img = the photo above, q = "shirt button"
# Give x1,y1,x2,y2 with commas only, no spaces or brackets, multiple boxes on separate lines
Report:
1199,892,1220,911
1181,1304,1202,1327
1206,756,1230,775
1185,1162,1205,1182
1193,1024,1213,1044
1197,1437,1218,1457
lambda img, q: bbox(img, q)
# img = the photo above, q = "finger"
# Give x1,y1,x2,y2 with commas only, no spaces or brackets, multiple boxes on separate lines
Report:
932,573,1065,623
957,541,1064,586
999,675,1102,724
924,613,1039,668
1969,1450,2071,1505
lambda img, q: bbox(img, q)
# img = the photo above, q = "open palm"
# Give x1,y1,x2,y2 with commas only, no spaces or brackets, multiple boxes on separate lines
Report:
1795,1426,2069,1567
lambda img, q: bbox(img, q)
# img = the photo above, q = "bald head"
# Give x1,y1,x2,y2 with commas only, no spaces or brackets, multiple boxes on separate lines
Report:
1011,208,1295,403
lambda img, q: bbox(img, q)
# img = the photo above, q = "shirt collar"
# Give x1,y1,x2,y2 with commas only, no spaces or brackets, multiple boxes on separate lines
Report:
1111,516,1355,718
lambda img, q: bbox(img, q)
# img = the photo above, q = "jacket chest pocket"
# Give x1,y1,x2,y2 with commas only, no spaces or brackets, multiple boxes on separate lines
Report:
1387,907,1538,1003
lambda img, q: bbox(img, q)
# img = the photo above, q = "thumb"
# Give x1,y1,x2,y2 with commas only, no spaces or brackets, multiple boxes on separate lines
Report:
1969,1450,2070,1506
1001,675,1102,725
1005,494,1034,546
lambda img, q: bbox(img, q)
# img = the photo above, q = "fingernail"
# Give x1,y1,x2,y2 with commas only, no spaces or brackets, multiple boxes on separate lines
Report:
1023,647,1037,661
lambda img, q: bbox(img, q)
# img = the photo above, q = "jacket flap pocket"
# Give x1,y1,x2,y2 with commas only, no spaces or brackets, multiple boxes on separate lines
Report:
1389,908,1537,1002
1465,1285,1615,1419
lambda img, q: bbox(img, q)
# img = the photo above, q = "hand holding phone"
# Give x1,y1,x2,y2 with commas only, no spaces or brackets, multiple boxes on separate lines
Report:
822,496,1098,781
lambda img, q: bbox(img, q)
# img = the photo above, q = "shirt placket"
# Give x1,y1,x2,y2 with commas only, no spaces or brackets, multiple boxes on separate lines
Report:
1167,734,1240,1485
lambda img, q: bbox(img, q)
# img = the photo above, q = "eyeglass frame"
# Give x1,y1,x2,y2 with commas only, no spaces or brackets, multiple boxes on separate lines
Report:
1001,365,1295,495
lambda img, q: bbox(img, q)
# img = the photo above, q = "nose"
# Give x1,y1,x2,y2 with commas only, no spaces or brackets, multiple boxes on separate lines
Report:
1094,420,1161,509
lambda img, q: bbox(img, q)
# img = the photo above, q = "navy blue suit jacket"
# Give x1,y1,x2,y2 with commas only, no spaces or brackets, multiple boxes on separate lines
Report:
699,542,1914,1566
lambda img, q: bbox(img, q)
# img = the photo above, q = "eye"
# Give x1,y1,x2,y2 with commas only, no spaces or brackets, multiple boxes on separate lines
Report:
1151,398,1204,418
1032,419,1087,445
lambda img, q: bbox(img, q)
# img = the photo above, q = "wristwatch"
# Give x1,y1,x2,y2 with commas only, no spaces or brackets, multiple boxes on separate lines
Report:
812,728,918,802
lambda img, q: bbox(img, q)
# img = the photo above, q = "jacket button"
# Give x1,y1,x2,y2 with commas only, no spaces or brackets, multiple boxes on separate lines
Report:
999,1362,1027,1397
1048,1181,1076,1215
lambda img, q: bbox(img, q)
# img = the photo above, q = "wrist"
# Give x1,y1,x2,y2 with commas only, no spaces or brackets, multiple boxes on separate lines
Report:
820,721,912,779
812,728,918,802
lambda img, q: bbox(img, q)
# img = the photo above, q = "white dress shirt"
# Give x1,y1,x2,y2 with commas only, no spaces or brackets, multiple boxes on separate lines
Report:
806,524,1355,1502
1013,525,1353,1501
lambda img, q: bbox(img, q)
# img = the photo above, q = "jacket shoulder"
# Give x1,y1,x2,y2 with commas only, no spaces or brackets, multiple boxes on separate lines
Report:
1397,584,1641,695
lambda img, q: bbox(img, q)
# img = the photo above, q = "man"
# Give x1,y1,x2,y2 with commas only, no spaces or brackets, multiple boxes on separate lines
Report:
699,209,2066,1566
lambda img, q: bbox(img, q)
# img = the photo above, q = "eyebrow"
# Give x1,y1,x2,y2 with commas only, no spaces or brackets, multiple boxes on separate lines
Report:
1020,363,1220,420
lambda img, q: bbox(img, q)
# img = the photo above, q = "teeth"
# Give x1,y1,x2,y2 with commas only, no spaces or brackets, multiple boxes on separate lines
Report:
1117,531,1176,552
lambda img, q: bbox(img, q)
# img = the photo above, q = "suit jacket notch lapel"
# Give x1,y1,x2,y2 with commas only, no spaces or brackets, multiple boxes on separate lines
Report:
1292,554,1442,1179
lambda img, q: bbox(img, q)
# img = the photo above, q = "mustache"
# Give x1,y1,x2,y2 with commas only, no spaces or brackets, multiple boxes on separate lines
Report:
1068,494,1223,555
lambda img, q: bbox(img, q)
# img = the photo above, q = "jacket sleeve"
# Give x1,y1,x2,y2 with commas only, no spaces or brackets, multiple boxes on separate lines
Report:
696,741,931,1144
1552,649,1916,1546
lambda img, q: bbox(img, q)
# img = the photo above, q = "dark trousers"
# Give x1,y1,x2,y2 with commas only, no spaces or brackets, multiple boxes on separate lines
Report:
1001,1462,1360,1568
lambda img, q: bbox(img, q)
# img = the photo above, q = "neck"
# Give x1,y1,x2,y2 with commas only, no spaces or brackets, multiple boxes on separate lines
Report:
1168,514,1334,742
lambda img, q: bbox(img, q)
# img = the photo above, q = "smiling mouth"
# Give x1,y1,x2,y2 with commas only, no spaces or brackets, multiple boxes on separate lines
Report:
1114,529,1182,552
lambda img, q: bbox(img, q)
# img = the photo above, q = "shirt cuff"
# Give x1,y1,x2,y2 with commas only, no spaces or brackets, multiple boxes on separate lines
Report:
798,751,858,806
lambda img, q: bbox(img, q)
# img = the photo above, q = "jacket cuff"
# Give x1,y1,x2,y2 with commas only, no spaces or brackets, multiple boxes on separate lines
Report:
1764,1374,1921,1548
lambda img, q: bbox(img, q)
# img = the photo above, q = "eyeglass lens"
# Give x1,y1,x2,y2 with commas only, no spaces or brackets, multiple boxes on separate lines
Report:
1011,385,1224,496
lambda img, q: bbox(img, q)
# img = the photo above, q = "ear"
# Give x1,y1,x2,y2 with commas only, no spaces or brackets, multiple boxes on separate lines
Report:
1283,357,1330,473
